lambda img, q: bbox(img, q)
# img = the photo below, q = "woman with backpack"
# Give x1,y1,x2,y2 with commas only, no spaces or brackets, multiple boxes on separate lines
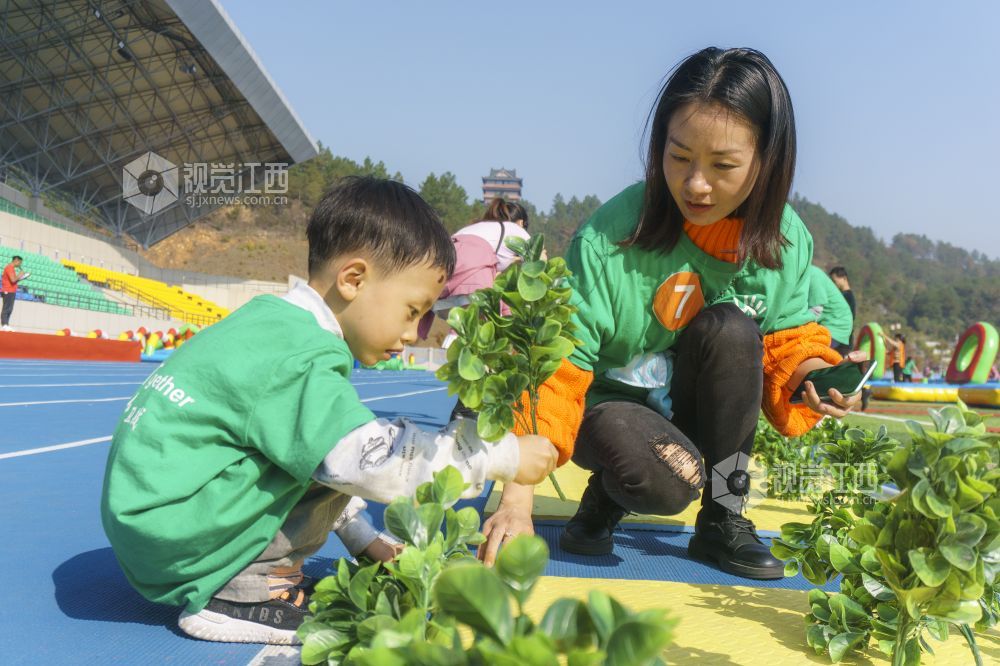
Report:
417,198,537,417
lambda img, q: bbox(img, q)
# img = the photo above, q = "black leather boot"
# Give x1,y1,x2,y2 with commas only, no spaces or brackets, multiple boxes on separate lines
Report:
559,472,627,556
688,503,784,579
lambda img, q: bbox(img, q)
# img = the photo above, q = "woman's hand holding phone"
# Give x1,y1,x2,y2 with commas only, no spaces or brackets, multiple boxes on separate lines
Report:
794,350,869,418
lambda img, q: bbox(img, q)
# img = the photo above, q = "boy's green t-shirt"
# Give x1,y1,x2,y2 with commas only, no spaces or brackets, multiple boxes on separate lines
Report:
100,295,375,612
565,183,816,406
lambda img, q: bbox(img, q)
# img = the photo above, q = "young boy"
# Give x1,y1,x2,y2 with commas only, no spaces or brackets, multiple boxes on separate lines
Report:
101,177,557,645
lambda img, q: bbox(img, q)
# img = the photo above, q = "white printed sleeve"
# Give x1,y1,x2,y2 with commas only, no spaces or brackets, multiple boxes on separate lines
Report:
331,496,381,556
313,418,519,504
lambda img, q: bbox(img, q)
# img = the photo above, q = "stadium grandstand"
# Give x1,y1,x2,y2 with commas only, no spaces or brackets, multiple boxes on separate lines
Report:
0,0,317,345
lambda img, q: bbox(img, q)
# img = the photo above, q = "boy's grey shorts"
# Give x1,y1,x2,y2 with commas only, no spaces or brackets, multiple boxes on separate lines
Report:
213,484,351,603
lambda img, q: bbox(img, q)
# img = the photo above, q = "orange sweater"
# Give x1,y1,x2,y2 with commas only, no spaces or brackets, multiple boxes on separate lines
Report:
515,218,840,464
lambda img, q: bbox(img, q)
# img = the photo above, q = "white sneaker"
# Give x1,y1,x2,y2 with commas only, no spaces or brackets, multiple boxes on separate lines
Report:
1,325,11,332
177,589,309,644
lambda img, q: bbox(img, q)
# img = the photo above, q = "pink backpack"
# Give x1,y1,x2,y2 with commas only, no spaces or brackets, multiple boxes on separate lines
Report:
417,224,510,340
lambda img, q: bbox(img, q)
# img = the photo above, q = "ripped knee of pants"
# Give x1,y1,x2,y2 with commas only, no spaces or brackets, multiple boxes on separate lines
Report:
649,437,703,488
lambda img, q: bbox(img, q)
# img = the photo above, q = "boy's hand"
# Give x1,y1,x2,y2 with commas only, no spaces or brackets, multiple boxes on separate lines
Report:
361,536,403,562
513,434,558,485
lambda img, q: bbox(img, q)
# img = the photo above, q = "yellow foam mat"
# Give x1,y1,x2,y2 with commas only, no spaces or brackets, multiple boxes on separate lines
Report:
871,385,959,403
525,576,1000,665
485,462,813,533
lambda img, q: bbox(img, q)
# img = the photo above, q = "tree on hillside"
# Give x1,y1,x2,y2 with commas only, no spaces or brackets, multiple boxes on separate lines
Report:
792,194,999,346
538,193,602,257
418,172,480,233
287,144,402,209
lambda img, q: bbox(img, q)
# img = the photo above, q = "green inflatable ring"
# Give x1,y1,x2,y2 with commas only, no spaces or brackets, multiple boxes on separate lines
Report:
946,321,999,384
855,322,888,378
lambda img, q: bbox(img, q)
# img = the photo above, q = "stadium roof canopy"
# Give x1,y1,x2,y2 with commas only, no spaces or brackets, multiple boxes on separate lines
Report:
0,0,317,246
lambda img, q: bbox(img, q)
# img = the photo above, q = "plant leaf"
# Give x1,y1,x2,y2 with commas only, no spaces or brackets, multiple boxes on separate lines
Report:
495,535,548,603
605,618,674,666
954,514,987,547
521,260,546,278
909,548,952,587
385,498,422,547
828,631,866,662
830,542,863,574
299,628,349,665
924,484,953,518
458,347,486,381
925,598,983,624
348,561,381,609
416,503,445,547
432,563,513,645
428,467,465,509
517,273,547,302
539,598,595,651
939,537,977,572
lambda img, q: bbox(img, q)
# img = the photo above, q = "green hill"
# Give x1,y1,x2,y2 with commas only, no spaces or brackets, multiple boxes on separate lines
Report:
151,149,996,367
791,194,999,345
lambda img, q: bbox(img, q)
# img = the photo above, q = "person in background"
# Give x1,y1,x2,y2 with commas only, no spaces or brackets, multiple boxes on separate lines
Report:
827,266,856,327
418,198,538,419
903,356,917,382
806,264,853,355
828,265,871,407
454,198,536,273
1,254,29,331
418,198,535,348
881,331,907,382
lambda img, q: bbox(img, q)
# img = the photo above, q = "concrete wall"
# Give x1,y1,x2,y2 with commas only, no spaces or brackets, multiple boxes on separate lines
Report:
133,256,287,311
0,207,288,312
402,345,448,371
0,209,141,275
5,299,186,337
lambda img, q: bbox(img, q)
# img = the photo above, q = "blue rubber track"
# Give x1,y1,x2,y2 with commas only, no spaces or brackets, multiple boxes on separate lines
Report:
0,360,833,665
0,362,457,665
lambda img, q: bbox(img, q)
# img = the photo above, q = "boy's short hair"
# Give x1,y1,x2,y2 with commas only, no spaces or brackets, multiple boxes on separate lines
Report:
307,176,456,277
828,266,848,279
12,255,23,261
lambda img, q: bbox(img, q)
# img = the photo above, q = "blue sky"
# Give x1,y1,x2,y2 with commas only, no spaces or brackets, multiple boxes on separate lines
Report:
225,1,1000,258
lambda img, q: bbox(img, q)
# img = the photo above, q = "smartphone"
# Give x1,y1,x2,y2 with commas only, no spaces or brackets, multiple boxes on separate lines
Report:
790,359,878,404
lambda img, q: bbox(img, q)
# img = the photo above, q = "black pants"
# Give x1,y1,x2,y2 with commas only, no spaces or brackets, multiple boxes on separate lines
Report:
572,303,763,515
893,363,904,382
0,292,15,326
832,341,852,356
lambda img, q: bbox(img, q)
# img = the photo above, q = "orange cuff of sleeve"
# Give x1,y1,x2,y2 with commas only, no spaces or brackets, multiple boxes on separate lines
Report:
513,358,593,466
762,322,844,437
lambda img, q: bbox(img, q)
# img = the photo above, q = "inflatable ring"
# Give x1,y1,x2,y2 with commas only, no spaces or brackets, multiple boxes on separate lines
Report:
946,321,999,384
855,322,888,378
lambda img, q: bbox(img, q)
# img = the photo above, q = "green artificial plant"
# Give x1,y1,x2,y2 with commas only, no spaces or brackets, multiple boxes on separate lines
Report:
299,467,676,665
772,403,999,665
435,233,579,499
